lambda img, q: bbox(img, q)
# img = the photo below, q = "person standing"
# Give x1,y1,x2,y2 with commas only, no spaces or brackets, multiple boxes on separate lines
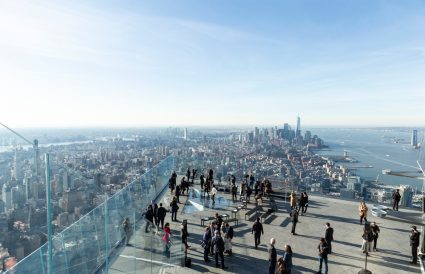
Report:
249,174,255,188
358,201,368,225
268,238,277,274
175,184,181,203
145,205,154,233
410,225,421,264
222,223,234,256
170,197,179,222
215,213,224,231
153,203,159,227
192,168,196,183
361,226,373,256
246,186,252,203
392,189,401,211
211,185,218,205
290,207,299,235
180,177,186,195
162,223,172,258
317,238,329,274
200,174,205,190
170,171,177,193
325,223,334,254
290,191,296,210
157,203,166,229
282,244,293,274
202,226,212,262
371,222,380,251
298,194,305,215
302,192,309,214
122,217,131,246
186,168,191,182
212,231,227,269
254,180,260,196
252,217,264,248
231,184,237,201
181,220,190,249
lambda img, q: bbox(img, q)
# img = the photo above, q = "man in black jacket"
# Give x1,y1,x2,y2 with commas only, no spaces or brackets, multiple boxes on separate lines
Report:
317,238,329,274
252,217,264,248
291,208,299,235
212,231,227,269
325,222,334,254
410,226,421,264
392,189,401,211
144,205,154,233
268,238,277,274
157,203,166,229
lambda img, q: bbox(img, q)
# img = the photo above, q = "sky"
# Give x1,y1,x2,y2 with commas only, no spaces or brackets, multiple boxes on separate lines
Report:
0,0,424,128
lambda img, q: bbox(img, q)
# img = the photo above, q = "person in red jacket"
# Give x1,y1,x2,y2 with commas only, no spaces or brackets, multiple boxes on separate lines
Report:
163,223,172,258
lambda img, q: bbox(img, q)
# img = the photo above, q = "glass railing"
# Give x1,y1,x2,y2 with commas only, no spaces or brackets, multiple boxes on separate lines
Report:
4,155,183,274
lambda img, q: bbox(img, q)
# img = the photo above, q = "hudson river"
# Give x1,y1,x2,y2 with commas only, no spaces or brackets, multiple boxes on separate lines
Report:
310,128,423,190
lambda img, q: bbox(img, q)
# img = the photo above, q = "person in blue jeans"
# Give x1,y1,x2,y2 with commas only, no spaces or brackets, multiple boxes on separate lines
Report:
282,244,293,274
317,238,329,274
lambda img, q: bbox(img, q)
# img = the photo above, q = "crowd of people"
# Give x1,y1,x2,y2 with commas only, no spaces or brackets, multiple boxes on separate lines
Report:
120,168,420,273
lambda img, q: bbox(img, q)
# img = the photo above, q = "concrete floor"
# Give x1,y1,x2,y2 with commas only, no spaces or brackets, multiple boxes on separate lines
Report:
109,183,423,274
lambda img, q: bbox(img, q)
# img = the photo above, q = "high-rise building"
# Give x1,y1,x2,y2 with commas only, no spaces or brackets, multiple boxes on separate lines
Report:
33,139,41,178
2,183,12,211
411,129,418,147
304,130,312,143
254,127,259,138
399,185,413,207
296,115,301,137
184,128,188,140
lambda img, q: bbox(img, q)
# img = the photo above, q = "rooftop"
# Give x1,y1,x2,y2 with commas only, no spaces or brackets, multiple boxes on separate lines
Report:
111,180,424,274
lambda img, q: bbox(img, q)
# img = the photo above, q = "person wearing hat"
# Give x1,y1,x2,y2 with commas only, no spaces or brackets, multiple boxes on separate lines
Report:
410,226,420,264
211,231,227,269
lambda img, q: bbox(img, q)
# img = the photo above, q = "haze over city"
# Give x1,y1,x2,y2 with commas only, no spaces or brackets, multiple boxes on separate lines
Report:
1,0,424,128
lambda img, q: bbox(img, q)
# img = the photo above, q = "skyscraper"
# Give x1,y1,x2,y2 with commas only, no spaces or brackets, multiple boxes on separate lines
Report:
296,115,301,137
184,128,188,140
411,129,418,147
33,139,41,178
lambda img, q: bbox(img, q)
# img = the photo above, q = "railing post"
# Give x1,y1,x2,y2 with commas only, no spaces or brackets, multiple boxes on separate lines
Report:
45,153,53,274
105,193,109,274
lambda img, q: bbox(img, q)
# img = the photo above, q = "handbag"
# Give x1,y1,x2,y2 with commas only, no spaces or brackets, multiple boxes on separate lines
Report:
200,240,206,248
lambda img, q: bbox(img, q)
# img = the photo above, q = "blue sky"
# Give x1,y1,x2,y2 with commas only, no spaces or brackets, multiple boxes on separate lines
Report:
0,0,424,127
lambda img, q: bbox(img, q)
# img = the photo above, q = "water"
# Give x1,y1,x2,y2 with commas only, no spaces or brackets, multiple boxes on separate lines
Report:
309,128,423,189
182,188,235,213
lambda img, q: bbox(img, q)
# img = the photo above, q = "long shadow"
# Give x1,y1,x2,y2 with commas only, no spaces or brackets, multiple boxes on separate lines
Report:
231,242,268,252
307,212,359,225
233,227,252,237
333,239,361,249
280,217,291,227
296,234,322,241
263,215,278,224
377,248,411,259
293,252,359,269
366,255,419,273
379,225,410,233
189,256,219,273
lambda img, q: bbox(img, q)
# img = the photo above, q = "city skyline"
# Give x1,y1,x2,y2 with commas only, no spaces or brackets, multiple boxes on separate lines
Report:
1,0,424,127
